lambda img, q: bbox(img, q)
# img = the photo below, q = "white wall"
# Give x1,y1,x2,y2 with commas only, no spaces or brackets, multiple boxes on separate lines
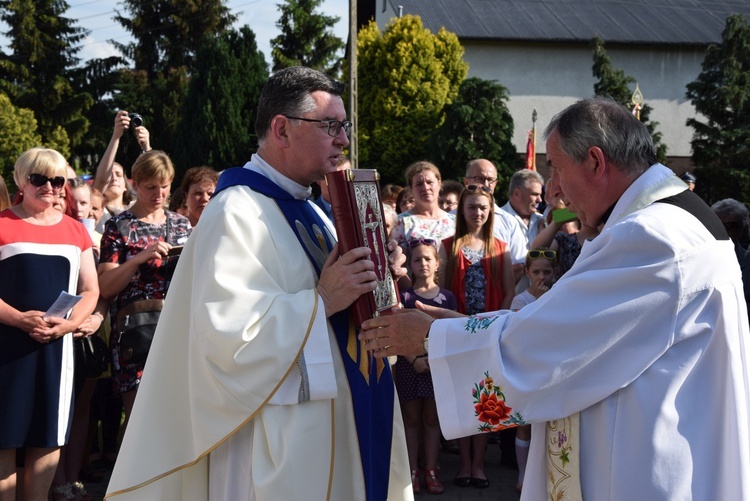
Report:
463,41,705,156
374,7,707,158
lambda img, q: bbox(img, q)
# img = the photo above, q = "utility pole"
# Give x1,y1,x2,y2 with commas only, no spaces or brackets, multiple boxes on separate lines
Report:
348,0,358,168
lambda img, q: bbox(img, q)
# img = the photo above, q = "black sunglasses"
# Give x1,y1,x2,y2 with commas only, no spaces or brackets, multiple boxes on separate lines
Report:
466,185,492,194
528,249,557,261
408,238,436,248
28,174,66,189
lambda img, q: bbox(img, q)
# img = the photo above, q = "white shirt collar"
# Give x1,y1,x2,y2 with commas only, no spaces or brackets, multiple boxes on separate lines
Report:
244,153,312,201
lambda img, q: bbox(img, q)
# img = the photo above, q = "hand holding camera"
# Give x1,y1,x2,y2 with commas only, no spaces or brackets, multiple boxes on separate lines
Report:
128,112,143,127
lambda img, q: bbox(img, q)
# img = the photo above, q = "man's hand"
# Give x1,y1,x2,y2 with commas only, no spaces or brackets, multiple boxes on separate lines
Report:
358,307,435,357
414,300,465,320
317,244,377,317
358,301,465,357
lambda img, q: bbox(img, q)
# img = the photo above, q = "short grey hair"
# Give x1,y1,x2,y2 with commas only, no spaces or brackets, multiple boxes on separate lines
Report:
508,169,544,198
544,97,656,178
711,198,749,224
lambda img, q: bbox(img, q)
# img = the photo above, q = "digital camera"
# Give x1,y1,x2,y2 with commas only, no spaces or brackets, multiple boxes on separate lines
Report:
128,112,143,127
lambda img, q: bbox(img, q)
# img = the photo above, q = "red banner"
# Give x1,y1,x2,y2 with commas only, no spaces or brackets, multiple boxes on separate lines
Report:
525,129,536,170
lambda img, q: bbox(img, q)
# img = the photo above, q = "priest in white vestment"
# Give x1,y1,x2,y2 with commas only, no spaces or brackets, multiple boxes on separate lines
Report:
105,67,412,501
360,98,750,501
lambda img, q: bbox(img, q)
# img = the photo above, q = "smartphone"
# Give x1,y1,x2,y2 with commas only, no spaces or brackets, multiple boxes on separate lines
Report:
552,208,578,224
167,245,184,257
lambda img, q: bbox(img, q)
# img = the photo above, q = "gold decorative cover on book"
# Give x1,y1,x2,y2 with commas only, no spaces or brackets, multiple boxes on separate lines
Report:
325,169,399,327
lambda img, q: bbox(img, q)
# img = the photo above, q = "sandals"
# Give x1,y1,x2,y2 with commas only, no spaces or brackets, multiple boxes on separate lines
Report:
49,482,91,501
411,469,421,495
424,468,444,494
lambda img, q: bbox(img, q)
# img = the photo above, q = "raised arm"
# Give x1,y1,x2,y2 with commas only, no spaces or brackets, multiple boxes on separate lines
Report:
94,111,151,192
94,111,130,192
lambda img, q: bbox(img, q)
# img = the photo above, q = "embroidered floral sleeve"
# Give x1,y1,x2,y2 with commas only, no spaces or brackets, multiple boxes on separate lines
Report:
472,370,525,432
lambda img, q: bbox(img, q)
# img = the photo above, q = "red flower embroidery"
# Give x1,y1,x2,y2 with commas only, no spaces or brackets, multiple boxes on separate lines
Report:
474,392,512,425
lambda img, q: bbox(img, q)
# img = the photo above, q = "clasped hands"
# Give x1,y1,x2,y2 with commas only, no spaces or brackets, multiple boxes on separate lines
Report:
17,311,79,343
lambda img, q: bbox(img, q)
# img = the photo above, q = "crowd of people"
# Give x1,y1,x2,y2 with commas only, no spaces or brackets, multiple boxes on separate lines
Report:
0,66,748,501
0,110,217,500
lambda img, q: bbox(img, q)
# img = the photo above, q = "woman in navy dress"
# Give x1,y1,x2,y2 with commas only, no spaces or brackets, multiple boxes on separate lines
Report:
0,148,99,500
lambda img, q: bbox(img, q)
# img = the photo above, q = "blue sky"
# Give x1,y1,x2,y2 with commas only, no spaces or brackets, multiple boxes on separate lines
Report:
0,0,350,65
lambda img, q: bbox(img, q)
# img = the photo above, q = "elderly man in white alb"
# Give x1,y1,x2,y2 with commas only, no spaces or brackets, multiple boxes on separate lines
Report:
360,97,750,501
106,67,412,501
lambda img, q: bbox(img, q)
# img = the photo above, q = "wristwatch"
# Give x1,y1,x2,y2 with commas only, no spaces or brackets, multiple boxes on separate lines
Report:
423,336,429,354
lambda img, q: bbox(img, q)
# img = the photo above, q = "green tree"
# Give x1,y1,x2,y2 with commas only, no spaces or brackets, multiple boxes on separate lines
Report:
108,0,237,168
270,0,344,76
430,77,518,192
686,14,750,203
172,26,269,176
591,36,667,164
0,92,43,191
0,0,92,155
114,0,236,80
357,15,468,184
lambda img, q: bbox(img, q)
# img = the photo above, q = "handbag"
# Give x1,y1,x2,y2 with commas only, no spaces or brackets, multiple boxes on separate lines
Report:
74,334,110,378
116,298,164,365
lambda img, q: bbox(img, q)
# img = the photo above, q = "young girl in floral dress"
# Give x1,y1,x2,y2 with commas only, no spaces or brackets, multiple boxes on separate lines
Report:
395,239,457,495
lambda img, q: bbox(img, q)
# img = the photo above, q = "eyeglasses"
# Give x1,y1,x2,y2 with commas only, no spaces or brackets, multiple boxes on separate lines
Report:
284,116,352,138
28,174,66,189
528,249,557,261
467,175,497,185
466,185,493,194
408,238,436,248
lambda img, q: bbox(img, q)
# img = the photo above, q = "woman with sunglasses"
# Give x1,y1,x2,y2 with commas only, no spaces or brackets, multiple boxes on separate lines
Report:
439,184,515,489
98,150,191,438
0,148,99,501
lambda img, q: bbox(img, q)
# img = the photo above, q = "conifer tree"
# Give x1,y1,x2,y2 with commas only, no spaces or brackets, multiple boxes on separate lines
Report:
111,0,236,163
114,0,236,80
173,26,269,175
0,0,92,155
686,14,750,203
270,0,344,77
592,36,667,164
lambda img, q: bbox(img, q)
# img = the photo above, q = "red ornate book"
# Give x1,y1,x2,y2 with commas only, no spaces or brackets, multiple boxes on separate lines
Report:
325,169,400,328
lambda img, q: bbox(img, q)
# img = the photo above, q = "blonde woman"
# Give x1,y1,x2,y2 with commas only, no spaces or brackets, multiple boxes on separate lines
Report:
0,148,98,501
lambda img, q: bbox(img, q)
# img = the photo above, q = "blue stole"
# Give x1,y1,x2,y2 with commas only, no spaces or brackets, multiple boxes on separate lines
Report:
215,167,395,500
